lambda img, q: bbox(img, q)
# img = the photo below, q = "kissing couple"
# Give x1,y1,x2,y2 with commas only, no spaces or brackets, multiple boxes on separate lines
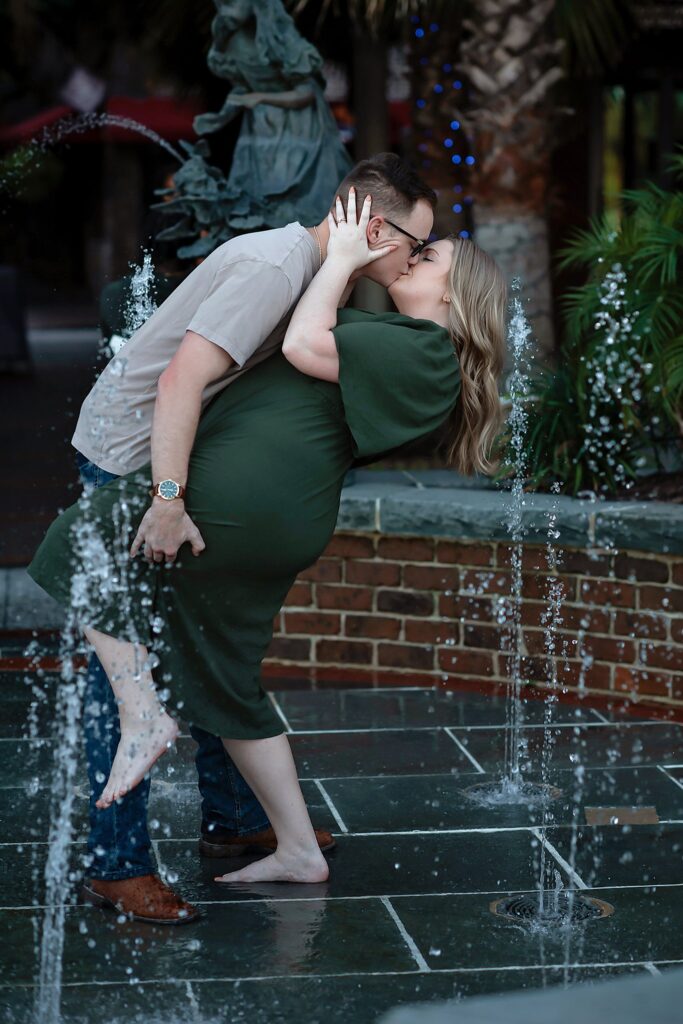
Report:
29,153,507,924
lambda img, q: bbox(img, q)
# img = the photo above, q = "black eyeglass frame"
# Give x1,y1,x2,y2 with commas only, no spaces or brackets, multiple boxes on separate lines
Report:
383,218,428,258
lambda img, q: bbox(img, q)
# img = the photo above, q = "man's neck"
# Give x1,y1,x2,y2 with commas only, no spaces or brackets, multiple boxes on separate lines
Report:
305,219,330,263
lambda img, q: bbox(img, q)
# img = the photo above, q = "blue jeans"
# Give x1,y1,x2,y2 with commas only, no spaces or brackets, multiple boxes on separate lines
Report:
76,452,270,880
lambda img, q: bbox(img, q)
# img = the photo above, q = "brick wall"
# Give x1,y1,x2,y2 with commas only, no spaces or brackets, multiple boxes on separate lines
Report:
264,532,683,711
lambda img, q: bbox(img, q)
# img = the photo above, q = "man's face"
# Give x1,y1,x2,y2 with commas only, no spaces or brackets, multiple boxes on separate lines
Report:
361,199,435,288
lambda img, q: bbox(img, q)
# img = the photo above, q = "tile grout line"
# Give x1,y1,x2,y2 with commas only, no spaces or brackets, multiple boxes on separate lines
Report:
8,881,683,912
267,693,293,733
589,707,609,723
444,727,486,773
380,896,431,973
643,961,661,977
530,827,588,890
657,765,683,792
7,959,682,989
313,779,348,833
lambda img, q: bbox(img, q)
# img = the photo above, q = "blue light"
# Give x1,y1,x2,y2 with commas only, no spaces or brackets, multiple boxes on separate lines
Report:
465,155,476,165
411,14,420,23
453,184,463,193
451,154,462,165
443,138,454,148
450,119,460,130
416,98,426,109
415,27,425,38
430,22,439,32
459,229,470,238
442,63,452,72
419,56,428,66
433,83,444,94
452,203,463,213
464,196,473,204
453,80,463,89
418,142,428,152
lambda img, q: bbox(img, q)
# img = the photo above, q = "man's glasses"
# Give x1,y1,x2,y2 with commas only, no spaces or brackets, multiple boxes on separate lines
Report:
384,218,428,258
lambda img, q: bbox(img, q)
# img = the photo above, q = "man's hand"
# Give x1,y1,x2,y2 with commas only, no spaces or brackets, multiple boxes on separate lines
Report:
130,500,206,564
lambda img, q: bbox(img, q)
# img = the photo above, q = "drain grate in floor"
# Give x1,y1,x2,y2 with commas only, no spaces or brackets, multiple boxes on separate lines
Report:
490,893,614,923
585,806,659,825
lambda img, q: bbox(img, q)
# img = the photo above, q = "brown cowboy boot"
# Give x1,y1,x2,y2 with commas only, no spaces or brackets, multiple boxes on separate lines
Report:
81,874,200,925
198,825,336,859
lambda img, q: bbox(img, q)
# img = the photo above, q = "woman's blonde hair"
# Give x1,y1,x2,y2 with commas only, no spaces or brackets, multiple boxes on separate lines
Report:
441,236,507,476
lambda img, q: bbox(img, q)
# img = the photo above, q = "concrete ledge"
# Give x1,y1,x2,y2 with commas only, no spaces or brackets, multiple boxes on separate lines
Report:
380,965,683,1024
341,473,683,556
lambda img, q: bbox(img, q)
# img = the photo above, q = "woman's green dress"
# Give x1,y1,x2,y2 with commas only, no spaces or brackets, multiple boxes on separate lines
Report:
27,310,460,738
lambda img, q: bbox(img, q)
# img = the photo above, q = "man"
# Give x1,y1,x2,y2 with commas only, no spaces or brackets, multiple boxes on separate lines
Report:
73,153,436,923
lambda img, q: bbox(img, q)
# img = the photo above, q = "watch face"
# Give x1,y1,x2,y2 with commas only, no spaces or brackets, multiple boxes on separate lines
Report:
158,479,179,500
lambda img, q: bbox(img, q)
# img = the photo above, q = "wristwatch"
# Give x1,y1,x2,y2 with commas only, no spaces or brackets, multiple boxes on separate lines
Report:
150,479,186,501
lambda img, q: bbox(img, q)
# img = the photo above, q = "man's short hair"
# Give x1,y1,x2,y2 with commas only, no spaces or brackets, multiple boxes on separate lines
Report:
336,153,437,220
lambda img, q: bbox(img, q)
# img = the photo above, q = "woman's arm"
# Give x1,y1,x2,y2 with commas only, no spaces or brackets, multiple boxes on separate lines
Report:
282,191,396,382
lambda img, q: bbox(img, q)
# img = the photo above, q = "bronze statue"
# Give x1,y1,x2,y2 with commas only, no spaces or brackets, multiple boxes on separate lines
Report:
157,0,351,258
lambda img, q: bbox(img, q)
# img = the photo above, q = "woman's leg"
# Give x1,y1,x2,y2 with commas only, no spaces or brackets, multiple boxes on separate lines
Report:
83,626,178,809
215,734,329,884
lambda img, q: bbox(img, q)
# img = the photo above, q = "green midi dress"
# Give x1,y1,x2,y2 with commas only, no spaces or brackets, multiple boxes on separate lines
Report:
27,310,460,738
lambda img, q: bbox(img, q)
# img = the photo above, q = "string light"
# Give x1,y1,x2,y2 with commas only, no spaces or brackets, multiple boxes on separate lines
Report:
411,13,475,241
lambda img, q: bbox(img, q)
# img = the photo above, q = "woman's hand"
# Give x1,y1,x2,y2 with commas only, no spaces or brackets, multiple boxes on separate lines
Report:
228,91,264,110
326,188,397,273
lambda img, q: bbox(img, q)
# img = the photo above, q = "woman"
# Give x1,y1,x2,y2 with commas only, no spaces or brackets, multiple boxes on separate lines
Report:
27,191,507,886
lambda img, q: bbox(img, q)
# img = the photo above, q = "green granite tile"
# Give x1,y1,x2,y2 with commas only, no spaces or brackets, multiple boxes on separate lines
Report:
276,689,597,732
318,766,683,834
547,823,683,888
1,897,417,986
391,885,683,971
456,722,683,772
290,729,481,778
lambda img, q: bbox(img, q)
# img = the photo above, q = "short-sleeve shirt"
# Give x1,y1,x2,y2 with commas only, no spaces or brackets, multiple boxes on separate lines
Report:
72,222,319,475
332,308,460,464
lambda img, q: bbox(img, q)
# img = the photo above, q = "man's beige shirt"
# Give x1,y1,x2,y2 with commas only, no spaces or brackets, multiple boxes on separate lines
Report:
72,222,319,475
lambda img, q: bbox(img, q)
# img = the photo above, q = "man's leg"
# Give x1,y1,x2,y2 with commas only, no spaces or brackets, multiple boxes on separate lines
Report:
190,726,270,838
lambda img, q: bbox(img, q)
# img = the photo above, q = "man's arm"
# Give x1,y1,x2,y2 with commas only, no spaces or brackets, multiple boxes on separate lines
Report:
130,331,233,564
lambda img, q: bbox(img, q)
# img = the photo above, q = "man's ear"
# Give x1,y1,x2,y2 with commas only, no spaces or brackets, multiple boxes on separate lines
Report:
366,214,384,244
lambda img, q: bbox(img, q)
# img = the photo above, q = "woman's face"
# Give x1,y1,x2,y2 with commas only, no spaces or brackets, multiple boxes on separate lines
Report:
388,239,454,319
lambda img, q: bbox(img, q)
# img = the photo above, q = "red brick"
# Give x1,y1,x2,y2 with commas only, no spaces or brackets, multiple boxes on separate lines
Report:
299,559,342,583
323,534,375,559
580,578,635,608
460,569,512,597
273,612,282,633
614,554,669,584
405,619,459,645
377,590,434,616
266,637,311,661
555,659,613,690
497,544,548,573
559,549,612,577
346,561,401,586
404,565,458,590
438,648,495,677
555,604,611,633
345,615,401,640
436,541,493,566
637,642,683,673
672,620,683,644
378,537,434,561
639,586,683,613
614,610,668,641
672,562,683,586
613,665,672,698
378,643,435,670
439,594,497,621
464,623,511,651
523,631,634,664
522,573,574,601
284,612,341,636
317,585,373,611
316,639,373,665
284,581,313,607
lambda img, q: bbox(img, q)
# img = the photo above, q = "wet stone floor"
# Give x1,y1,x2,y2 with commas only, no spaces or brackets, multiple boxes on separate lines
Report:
1,650,683,1023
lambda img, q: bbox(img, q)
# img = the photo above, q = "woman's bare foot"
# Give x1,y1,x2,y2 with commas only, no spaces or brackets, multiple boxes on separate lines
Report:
96,712,178,809
214,847,329,885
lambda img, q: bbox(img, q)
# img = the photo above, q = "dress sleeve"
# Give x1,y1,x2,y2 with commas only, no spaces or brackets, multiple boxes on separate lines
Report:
332,315,460,460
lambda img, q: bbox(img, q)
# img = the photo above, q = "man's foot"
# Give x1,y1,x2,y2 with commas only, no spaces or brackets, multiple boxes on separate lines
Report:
96,712,178,809
199,825,336,859
81,874,200,925
214,847,330,885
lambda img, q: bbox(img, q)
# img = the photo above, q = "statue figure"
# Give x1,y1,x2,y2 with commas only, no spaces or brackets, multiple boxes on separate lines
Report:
156,0,351,258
